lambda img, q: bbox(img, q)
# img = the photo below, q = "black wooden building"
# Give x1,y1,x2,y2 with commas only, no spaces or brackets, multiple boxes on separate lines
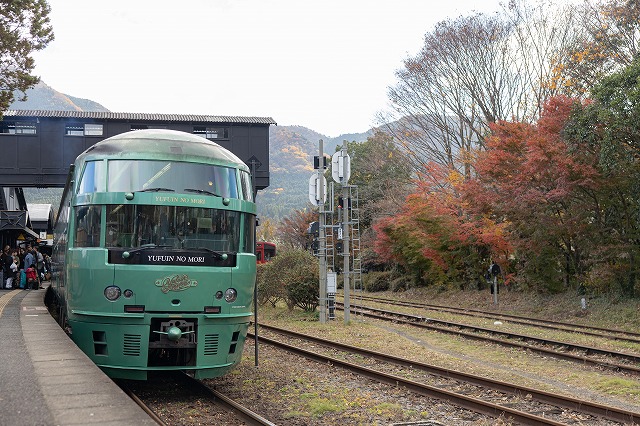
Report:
0,110,276,249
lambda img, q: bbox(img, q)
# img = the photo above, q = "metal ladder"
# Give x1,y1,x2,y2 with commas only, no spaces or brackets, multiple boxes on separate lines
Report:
323,182,336,272
323,211,335,272
348,185,362,292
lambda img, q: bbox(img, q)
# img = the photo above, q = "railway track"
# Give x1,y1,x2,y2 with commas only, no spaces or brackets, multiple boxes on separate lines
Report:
252,325,640,425
120,385,167,426
118,372,276,426
348,294,640,345
336,301,640,375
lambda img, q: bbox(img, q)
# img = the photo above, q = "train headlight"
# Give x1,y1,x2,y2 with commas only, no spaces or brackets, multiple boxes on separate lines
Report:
104,286,122,301
224,288,237,303
215,291,223,299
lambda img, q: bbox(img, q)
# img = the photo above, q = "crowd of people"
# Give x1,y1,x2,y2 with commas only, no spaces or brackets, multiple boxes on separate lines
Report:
0,244,51,290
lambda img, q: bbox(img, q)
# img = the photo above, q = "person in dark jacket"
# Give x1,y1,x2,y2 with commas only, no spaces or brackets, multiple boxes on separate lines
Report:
1,246,13,288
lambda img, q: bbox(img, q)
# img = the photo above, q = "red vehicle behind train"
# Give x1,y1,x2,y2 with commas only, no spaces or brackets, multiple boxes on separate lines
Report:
256,241,276,264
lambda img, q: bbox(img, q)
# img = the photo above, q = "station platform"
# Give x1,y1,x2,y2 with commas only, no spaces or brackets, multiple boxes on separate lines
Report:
0,287,157,426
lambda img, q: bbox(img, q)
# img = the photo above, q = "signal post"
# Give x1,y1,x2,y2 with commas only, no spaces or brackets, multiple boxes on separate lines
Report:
310,140,328,323
311,139,352,325
332,140,351,324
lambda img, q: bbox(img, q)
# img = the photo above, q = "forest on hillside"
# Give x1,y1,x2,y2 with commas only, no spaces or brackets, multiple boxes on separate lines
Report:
257,126,371,220
270,0,640,298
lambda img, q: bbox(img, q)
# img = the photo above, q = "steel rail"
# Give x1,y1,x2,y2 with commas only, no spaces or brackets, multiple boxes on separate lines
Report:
177,373,277,426
120,384,168,426
258,323,640,424
344,302,640,364
349,294,640,344
249,332,570,426
336,303,640,376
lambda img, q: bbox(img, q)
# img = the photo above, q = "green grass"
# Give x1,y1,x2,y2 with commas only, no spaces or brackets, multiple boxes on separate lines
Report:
596,377,640,396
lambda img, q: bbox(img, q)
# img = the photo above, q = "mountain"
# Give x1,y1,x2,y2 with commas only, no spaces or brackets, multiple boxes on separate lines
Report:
9,81,109,111
10,82,374,220
260,125,372,219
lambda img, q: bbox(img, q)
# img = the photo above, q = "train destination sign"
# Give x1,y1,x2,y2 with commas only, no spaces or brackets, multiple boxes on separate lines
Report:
145,254,207,264
108,249,234,267
139,251,224,266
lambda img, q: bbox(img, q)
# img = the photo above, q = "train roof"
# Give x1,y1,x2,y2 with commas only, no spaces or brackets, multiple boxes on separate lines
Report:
76,129,247,169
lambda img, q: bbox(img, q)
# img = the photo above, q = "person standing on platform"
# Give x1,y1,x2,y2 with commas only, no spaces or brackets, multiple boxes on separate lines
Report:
1,246,12,289
24,246,35,271
9,250,19,288
34,246,44,287
18,247,25,269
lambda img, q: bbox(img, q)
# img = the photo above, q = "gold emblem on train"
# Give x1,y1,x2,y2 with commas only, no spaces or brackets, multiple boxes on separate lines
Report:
155,274,198,293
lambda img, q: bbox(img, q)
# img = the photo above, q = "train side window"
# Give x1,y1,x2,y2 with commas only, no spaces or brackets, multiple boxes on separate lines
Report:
240,171,253,202
75,206,101,248
243,213,255,253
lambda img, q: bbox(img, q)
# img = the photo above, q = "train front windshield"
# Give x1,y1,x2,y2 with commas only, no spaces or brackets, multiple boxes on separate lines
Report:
76,204,242,252
109,205,239,251
108,160,240,199
78,159,254,202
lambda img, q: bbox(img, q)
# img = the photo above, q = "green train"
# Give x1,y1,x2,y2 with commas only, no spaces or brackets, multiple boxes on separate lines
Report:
51,129,256,380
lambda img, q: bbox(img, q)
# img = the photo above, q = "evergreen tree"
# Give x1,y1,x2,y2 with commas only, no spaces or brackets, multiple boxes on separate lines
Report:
0,0,54,118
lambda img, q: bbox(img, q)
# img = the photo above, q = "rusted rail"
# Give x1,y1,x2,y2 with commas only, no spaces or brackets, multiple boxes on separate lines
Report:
257,323,640,425
349,294,640,344
337,302,640,375
250,332,591,425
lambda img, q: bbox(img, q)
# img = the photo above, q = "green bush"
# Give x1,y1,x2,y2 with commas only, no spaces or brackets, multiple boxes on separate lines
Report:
256,249,319,311
390,275,413,292
363,271,391,292
256,263,286,307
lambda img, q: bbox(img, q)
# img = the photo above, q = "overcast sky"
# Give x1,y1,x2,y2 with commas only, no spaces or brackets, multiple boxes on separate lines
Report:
33,0,504,137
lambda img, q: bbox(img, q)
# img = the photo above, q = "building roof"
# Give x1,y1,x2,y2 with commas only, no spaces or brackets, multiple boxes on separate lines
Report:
4,110,277,125
27,204,53,222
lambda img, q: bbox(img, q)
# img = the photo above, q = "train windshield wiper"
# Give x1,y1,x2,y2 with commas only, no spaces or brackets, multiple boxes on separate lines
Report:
139,187,175,193
126,244,172,254
183,188,220,197
196,247,229,259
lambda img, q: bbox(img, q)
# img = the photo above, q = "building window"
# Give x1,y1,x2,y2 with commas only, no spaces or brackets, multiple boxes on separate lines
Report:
66,123,104,136
131,124,167,130
193,126,229,140
0,121,15,134
0,120,37,135
85,124,103,136
65,124,84,136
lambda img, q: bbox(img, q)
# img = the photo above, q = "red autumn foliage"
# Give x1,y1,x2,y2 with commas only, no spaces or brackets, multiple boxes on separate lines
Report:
374,96,600,290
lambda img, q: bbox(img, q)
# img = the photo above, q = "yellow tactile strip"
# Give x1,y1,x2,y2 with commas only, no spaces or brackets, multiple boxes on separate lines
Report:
0,290,22,316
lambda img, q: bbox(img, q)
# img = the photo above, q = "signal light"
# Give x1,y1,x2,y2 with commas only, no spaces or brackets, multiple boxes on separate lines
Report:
124,305,145,313
204,306,221,314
